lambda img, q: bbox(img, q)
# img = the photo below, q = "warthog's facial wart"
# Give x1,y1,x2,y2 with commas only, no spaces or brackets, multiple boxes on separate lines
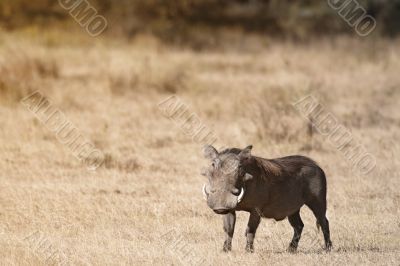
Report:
201,145,253,214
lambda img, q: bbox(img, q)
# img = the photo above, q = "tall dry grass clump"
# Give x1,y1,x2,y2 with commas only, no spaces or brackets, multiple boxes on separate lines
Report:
0,47,59,105
107,50,193,95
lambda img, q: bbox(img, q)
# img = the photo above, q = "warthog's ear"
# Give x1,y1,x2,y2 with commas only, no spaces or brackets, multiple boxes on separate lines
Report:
203,145,218,160
239,145,253,160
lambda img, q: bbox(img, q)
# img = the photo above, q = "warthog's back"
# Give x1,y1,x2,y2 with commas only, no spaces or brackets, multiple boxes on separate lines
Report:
246,155,327,220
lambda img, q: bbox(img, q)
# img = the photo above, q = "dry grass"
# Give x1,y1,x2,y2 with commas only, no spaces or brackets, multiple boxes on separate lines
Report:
0,31,399,265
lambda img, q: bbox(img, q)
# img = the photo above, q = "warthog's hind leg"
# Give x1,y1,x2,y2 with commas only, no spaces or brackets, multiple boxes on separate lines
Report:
319,217,332,251
306,200,332,251
222,211,236,252
287,210,304,253
245,211,261,253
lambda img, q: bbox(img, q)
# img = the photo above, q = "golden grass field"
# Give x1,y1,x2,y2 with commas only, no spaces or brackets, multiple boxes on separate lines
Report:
0,29,399,265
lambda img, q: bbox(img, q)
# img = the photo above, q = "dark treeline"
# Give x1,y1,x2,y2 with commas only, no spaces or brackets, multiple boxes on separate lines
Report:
0,0,399,38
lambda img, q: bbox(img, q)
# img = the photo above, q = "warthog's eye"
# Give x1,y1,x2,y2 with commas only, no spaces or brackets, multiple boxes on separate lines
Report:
237,166,244,176
211,159,221,169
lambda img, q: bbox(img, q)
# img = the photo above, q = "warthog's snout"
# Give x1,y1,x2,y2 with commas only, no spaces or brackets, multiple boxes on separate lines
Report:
202,184,245,214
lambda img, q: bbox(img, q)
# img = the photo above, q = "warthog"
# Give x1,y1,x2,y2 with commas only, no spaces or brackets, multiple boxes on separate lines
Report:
201,145,332,253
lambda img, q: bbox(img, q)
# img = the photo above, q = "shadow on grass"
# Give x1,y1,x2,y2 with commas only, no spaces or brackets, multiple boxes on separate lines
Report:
259,245,390,255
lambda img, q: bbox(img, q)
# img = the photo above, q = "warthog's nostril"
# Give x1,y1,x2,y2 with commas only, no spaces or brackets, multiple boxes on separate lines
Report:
213,208,230,214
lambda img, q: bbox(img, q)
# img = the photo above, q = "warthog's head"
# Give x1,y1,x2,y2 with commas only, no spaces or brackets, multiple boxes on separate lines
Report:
201,145,253,214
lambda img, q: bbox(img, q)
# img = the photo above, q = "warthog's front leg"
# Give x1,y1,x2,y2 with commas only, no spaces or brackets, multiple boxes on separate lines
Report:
245,211,261,252
222,211,236,252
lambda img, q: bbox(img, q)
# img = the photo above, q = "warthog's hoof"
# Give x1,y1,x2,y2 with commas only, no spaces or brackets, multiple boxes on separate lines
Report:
324,241,332,252
245,244,254,253
223,242,232,252
287,244,298,253
223,246,231,252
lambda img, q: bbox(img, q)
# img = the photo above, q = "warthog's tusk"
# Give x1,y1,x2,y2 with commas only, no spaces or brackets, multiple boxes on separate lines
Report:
237,187,245,203
202,184,208,200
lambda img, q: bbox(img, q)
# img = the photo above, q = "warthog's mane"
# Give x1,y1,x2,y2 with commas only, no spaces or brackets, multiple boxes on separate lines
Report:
219,148,243,155
219,148,283,180
254,157,283,177
220,148,320,183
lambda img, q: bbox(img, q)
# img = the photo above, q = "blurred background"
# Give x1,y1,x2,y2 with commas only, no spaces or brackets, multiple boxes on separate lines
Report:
1,0,400,45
